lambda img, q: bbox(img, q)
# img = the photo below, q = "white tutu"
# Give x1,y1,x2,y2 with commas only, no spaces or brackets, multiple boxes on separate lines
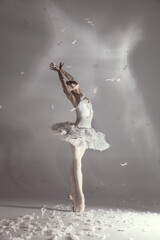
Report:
51,97,110,151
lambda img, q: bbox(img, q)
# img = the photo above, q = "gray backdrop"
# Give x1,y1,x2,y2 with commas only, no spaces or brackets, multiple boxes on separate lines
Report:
0,0,160,211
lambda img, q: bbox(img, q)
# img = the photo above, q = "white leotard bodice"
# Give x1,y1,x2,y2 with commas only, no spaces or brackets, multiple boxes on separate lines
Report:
51,95,110,151
75,96,93,128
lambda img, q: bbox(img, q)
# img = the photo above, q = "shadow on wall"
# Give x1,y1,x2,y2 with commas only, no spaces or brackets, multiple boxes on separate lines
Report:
0,122,70,203
0,124,54,200
0,124,34,196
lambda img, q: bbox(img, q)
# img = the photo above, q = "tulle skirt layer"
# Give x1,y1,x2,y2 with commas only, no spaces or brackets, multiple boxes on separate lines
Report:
50,121,110,151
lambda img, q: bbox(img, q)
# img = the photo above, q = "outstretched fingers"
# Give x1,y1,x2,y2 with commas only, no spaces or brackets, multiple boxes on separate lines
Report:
49,62,59,71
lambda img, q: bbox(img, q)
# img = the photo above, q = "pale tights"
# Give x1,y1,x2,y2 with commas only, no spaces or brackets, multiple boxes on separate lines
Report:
69,145,86,212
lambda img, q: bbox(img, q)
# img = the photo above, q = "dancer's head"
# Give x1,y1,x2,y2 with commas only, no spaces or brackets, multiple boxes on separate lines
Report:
66,80,77,88
66,81,82,96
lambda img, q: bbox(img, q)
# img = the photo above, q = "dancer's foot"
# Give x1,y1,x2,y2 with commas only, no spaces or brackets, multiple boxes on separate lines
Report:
68,195,77,212
79,202,85,212
78,197,85,212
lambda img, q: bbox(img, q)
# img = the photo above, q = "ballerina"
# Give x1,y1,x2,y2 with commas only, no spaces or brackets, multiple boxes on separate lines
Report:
49,62,110,212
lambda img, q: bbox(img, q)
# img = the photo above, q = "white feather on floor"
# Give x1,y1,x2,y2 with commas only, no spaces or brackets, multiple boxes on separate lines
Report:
0,204,160,240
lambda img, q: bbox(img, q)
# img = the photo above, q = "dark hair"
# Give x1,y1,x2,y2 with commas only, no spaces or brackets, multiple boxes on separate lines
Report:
66,80,78,85
66,80,83,96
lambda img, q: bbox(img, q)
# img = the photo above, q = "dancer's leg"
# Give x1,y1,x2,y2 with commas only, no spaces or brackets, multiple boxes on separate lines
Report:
69,158,77,211
71,145,86,212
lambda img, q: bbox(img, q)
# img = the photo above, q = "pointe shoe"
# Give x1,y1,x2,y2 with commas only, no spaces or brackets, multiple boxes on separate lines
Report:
68,195,77,212
78,200,85,212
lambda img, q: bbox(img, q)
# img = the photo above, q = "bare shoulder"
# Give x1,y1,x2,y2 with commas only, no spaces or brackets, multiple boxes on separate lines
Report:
63,89,73,100
63,90,78,107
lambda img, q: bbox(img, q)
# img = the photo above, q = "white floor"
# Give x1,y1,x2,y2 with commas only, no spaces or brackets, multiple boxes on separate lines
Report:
0,204,160,240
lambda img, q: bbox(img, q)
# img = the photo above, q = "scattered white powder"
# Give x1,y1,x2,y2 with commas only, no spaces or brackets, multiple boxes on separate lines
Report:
93,87,98,94
0,205,160,240
72,40,77,45
105,78,120,82
60,28,66,32
41,206,47,218
85,18,94,26
66,65,72,69
120,162,128,166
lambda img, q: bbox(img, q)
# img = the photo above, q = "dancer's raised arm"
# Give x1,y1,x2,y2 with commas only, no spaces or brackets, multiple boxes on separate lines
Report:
49,62,84,107
60,63,78,84
49,62,66,89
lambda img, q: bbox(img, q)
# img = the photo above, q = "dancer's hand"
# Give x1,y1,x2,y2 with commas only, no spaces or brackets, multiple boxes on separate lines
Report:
59,62,64,70
49,62,59,71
